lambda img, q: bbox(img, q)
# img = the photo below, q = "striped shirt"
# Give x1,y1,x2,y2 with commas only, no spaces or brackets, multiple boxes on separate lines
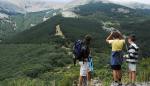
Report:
126,43,139,63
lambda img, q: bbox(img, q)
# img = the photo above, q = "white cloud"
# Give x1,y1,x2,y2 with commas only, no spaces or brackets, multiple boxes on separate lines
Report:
62,11,78,17
109,0,150,4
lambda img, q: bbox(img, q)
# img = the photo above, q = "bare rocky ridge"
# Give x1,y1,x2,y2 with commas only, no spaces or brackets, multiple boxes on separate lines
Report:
55,25,65,38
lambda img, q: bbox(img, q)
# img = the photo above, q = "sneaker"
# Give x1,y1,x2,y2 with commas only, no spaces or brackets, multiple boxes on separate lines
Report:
111,81,119,86
125,82,132,86
131,83,136,86
118,82,122,86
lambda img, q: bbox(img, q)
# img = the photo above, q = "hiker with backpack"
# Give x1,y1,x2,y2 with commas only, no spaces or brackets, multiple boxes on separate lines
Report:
73,35,92,86
106,31,125,86
124,35,139,86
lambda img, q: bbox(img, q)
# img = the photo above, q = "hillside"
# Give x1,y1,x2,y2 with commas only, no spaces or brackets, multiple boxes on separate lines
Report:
4,2,150,56
4,15,107,51
0,9,60,41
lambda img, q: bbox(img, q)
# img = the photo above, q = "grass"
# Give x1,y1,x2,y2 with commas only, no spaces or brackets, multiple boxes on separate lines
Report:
0,43,149,86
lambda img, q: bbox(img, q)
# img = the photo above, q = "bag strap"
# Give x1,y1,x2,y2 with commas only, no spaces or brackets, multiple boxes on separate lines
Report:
125,38,128,52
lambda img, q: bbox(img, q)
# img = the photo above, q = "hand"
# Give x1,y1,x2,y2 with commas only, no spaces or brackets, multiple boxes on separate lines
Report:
110,31,114,35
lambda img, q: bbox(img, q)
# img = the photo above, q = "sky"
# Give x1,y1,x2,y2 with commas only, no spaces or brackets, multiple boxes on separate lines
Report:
30,0,73,3
2,0,150,4
40,0,150,3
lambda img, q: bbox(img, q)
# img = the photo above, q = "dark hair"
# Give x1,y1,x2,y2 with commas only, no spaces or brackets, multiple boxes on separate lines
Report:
84,35,92,45
128,35,136,42
112,32,121,39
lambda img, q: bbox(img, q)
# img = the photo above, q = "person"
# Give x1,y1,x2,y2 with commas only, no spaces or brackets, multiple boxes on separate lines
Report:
106,31,125,86
126,35,139,86
87,55,94,85
73,35,92,86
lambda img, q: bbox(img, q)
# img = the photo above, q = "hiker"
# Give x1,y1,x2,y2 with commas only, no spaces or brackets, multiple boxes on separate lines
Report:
125,35,139,86
73,35,92,86
106,31,125,86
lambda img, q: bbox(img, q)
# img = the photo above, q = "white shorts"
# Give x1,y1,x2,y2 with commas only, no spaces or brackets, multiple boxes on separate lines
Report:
128,63,136,71
79,62,88,76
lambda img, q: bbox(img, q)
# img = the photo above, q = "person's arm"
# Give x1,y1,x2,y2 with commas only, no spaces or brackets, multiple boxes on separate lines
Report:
106,32,113,43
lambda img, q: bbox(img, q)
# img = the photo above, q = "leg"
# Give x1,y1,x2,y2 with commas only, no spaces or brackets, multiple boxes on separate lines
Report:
117,70,122,82
79,76,83,86
132,71,136,83
87,72,91,81
115,65,122,82
129,63,136,83
116,69,123,85
79,62,83,86
113,70,118,81
129,71,132,82
87,72,91,86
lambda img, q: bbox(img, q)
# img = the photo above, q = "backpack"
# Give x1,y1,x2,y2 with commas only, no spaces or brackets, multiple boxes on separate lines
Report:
73,40,89,65
88,56,94,72
73,40,83,59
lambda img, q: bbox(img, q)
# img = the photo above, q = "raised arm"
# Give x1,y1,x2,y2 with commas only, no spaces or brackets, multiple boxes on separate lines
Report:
106,32,113,43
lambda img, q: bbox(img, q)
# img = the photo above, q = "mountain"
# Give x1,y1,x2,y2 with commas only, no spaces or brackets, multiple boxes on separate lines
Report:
0,13,9,20
1,0,150,15
0,0,64,40
62,0,150,18
66,0,150,9
0,9,60,41
0,0,67,13
124,2,150,9
0,0,24,15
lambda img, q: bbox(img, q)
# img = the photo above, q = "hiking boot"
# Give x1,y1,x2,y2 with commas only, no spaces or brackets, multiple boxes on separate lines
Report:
111,81,119,86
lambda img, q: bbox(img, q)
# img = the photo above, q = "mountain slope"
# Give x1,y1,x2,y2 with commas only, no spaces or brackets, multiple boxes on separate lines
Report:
4,15,107,50
0,9,60,41
4,2,150,56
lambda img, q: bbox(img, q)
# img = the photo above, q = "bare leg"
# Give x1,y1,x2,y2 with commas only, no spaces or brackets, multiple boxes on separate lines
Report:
113,70,118,81
79,76,83,86
117,70,122,82
132,71,136,83
129,71,132,82
87,72,91,86
87,72,91,81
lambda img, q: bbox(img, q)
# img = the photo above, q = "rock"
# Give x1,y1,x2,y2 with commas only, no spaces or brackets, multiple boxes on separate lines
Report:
55,25,65,38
